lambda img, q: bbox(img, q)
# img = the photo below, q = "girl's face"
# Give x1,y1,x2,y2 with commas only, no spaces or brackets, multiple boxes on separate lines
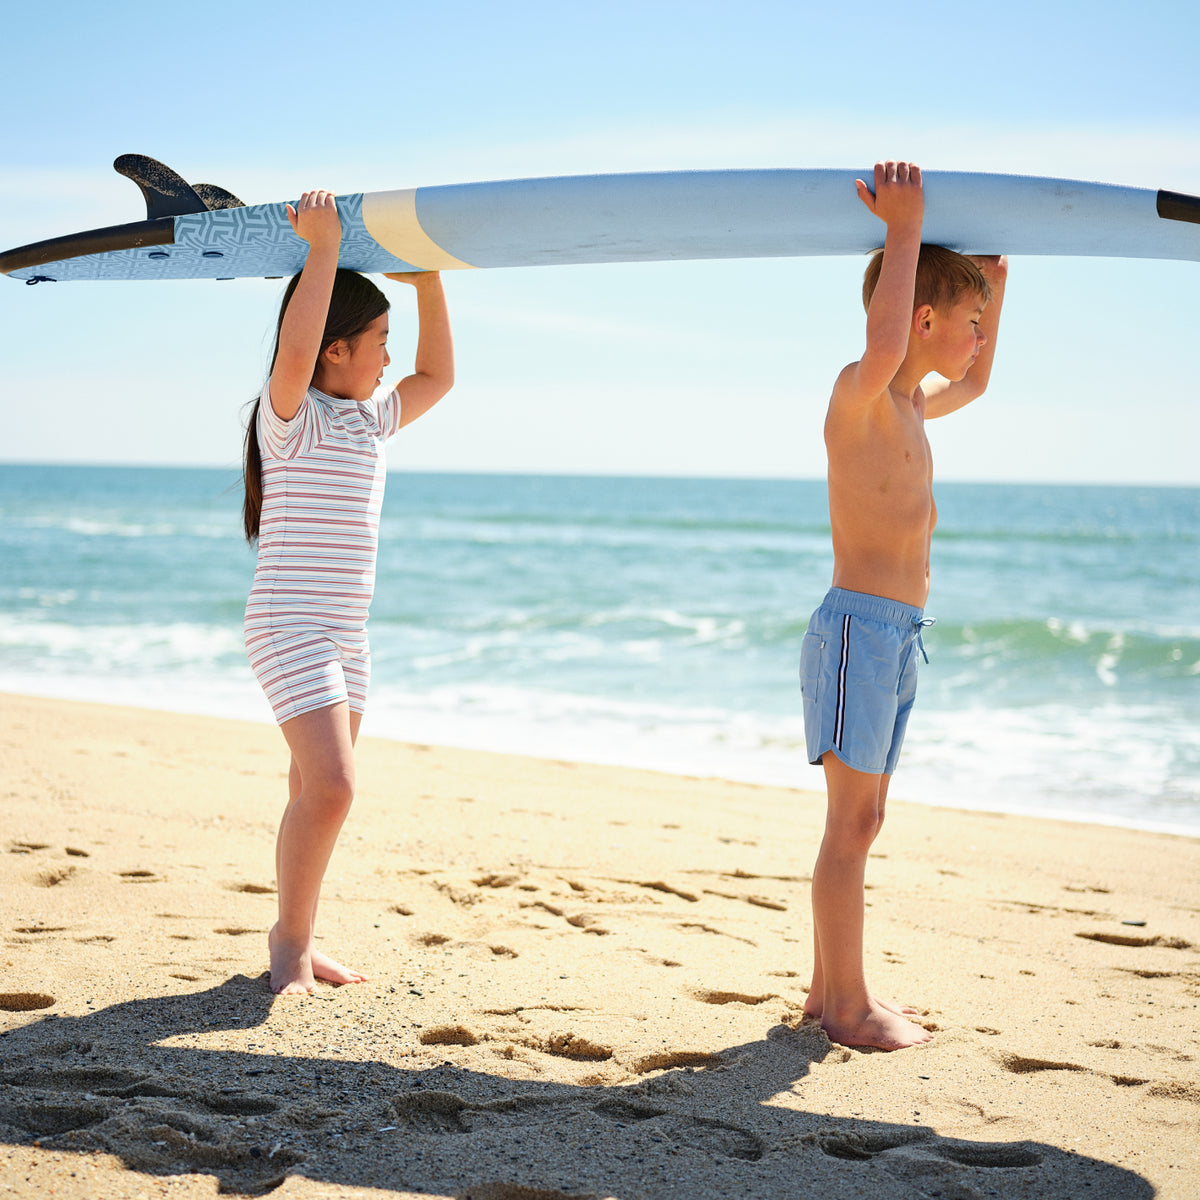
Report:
321,313,391,401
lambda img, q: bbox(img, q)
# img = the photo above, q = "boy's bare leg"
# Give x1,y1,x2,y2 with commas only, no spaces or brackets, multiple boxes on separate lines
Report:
805,768,917,1021
809,753,932,1049
269,702,366,995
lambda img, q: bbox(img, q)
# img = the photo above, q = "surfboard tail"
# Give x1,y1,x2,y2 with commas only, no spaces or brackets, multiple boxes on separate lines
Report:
0,220,175,281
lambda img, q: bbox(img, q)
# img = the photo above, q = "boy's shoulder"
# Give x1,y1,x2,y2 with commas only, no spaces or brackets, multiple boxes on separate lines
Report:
827,357,910,424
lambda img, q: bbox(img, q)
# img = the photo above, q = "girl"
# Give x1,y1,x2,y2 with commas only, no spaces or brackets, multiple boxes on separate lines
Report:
242,190,454,995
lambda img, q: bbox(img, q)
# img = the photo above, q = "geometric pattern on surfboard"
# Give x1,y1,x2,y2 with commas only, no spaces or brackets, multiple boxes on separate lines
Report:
11,193,418,282
5,169,1199,282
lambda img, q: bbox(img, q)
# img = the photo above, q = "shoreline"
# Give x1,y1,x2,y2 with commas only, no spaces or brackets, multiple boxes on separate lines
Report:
4,678,1198,840
2,690,1199,1199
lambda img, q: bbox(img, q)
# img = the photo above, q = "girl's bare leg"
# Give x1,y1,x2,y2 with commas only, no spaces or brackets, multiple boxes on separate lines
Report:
269,702,365,995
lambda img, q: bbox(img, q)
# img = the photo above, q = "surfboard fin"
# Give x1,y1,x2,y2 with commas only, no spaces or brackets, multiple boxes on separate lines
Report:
191,182,246,211
113,154,245,219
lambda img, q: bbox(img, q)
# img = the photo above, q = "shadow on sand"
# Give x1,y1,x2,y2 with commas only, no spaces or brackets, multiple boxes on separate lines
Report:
0,975,1152,1199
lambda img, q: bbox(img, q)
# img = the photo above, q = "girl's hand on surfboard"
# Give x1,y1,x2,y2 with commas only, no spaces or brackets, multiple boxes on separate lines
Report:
286,189,342,250
855,160,923,230
382,271,441,287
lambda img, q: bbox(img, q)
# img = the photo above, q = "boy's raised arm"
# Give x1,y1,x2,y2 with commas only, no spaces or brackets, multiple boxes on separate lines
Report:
836,161,925,406
923,255,1009,418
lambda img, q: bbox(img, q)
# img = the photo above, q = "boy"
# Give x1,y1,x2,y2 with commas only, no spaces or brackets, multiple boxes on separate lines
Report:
800,161,1007,1050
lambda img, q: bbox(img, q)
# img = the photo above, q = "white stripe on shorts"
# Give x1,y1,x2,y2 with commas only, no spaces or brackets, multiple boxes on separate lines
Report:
834,613,851,751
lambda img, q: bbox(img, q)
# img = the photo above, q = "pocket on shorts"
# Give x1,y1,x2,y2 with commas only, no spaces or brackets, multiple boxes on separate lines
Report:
799,629,824,703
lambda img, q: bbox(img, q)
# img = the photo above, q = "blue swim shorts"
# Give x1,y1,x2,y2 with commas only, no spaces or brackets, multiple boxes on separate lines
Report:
799,588,933,776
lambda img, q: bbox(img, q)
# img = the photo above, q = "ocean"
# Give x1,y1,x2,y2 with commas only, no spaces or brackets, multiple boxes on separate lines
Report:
2,463,1197,836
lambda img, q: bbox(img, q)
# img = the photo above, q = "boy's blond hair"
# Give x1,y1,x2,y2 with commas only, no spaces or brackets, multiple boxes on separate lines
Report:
862,243,992,315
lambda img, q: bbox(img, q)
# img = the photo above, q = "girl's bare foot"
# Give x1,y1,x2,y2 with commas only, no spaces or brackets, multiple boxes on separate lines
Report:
268,924,316,995
804,993,919,1020
311,948,368,985
821,999,933,1051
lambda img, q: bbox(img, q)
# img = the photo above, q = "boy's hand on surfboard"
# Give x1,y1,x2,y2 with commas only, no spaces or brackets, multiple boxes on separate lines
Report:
856,160,923,230
286,189,342,250
970,254,1009,286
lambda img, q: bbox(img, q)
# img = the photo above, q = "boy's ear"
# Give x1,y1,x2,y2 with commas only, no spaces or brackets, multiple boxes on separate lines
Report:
912,304,935,340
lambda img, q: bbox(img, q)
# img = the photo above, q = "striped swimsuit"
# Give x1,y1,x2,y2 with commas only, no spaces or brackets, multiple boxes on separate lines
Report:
244,383,402,725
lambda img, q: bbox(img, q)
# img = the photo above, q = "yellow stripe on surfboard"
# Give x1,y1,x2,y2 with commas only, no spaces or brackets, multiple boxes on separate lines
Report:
361,189,476,270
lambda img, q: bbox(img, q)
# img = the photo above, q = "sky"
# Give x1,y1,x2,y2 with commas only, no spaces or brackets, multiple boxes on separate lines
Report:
1,0,1197,485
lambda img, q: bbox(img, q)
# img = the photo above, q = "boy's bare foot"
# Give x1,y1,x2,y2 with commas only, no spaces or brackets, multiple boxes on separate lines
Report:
821,999,933,1051
311,948,368,985
268,924,316,996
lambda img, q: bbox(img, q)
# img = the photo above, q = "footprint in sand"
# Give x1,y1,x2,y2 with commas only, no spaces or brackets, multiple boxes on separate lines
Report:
473,872,521,889
0,992,55,1012
388,1090,560,1136
565,913,609,935
814,1127,1043,1170
999,1054,1148,1087
536,1033,612,1062
703,888,788,912
1076,930,1193,949
692,989,777,1006
632,880,699,903
420,1025,480,1047
631,1050,721,1074
674,922,756,946
34,866,76,887
593,1099,763,1160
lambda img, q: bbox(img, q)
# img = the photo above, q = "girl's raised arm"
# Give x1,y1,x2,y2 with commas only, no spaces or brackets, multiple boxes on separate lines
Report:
269,190,342,421
383,272,455,428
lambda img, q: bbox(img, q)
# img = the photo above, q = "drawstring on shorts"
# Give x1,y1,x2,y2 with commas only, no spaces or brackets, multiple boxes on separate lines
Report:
913,616,936,664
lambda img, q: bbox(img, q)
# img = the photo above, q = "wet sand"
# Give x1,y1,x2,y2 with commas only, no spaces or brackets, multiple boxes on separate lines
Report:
2,691,1198,1199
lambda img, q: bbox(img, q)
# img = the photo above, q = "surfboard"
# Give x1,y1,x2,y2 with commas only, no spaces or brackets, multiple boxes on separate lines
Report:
3,154,1198,283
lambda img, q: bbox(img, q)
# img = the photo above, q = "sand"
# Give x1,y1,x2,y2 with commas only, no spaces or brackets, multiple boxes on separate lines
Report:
1,690,1198,1199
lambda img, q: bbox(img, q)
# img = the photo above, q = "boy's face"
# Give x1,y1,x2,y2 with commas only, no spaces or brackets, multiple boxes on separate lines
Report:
929,294,987,380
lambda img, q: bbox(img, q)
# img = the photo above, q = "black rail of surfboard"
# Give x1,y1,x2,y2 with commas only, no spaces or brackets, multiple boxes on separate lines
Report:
0,218,175,279
1157,189,1200,225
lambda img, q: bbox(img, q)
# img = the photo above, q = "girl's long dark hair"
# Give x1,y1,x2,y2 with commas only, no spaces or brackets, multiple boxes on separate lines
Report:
242,269,390,542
